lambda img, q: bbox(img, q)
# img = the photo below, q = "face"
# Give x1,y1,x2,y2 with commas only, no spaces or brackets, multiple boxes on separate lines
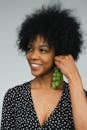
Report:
26,35,55,77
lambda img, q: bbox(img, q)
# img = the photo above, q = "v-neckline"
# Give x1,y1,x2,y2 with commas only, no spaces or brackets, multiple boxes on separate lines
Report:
28,81,65,128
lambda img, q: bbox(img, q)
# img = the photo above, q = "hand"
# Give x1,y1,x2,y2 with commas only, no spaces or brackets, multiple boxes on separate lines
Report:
54,55,80,80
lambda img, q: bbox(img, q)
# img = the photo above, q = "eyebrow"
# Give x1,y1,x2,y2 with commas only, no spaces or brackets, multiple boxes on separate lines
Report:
40,44,49,47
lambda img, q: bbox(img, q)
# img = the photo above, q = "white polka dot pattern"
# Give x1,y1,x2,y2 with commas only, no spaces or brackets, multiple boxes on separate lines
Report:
1,81,79,130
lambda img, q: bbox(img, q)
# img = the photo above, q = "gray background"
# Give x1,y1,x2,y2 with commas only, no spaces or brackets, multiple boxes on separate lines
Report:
0,0,87,121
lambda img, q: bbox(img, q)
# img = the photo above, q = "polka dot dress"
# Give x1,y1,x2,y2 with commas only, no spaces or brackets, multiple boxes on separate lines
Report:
1,81,83,130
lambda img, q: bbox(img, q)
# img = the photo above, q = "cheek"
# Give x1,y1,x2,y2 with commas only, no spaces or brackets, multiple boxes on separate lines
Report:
45,55,54,66
26,54,30,61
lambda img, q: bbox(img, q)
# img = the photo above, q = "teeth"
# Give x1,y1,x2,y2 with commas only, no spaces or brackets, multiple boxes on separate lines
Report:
31,64,40,67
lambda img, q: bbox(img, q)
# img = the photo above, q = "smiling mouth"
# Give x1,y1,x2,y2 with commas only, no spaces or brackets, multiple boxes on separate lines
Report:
31,63,42,68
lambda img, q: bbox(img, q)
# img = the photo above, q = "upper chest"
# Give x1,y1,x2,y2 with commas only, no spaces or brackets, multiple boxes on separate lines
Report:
30,88,63,125
14,83,74,129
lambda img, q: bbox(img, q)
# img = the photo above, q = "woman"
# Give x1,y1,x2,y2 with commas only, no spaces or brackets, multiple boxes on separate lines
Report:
1,5,87,130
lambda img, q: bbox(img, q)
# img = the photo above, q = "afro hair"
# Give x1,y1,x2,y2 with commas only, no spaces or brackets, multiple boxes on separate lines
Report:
17,5,83,61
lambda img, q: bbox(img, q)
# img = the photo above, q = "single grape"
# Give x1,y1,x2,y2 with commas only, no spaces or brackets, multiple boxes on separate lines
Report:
52,76,57,81
52,82,57,89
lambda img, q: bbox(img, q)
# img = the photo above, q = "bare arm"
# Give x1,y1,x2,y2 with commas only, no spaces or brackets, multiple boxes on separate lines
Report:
55,55,87,130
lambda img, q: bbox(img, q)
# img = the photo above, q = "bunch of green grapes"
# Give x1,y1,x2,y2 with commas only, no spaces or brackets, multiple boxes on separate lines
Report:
52,67,63,89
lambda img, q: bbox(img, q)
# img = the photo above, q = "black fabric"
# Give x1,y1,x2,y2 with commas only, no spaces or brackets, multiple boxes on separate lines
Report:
1,81,76,130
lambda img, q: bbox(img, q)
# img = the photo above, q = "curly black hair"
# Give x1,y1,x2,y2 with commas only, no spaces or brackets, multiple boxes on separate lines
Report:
17,5,83,61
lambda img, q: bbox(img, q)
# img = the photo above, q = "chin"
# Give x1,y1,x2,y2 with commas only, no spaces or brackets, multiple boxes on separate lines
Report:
31,70,46,77
31,71,42,77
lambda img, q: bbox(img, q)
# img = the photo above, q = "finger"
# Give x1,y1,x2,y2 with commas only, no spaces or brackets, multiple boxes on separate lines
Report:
54,59,64,68
54,55,68,62
55,54,73,61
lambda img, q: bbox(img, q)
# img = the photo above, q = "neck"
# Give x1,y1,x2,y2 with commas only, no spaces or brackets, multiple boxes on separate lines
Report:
31,70,64,90
32,72,53,90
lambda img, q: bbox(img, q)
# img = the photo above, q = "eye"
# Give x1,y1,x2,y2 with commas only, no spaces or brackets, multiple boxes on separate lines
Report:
26,47,33,53
40,48,48,53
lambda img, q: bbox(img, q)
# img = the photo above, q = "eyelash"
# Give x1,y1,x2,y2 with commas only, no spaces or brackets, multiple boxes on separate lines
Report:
26,47,32,52
26,47,48,54
40,49,48,53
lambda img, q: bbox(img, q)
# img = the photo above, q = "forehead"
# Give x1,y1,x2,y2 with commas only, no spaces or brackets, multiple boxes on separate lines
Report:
28,35,49,47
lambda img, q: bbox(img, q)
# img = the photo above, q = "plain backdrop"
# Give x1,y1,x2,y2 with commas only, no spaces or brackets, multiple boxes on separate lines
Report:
0,0,87,122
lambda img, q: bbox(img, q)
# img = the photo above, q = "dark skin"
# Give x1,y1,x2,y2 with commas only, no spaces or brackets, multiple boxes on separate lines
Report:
26,35,87,129
55,55,87,130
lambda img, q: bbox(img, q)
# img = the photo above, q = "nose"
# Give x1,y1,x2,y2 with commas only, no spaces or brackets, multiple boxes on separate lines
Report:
27,50,40,60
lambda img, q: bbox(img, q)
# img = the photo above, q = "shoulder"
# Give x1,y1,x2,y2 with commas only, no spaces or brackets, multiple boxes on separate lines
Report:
3,81,31,104
5,81,30,95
